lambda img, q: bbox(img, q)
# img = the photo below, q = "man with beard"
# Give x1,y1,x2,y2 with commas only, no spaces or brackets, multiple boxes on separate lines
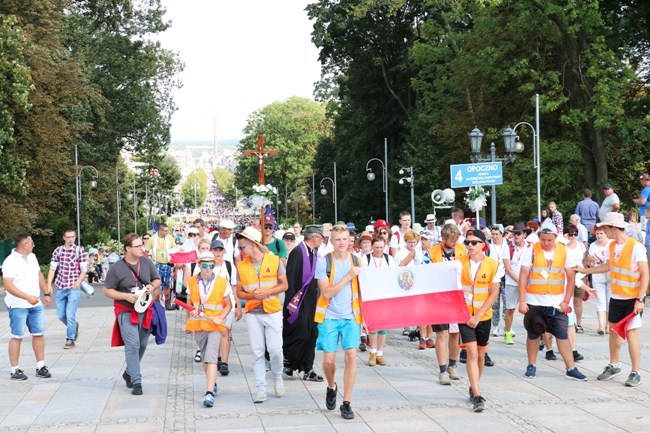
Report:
282,225,325,381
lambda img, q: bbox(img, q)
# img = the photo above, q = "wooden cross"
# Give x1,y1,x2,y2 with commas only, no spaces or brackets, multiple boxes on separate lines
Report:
243,135,278,185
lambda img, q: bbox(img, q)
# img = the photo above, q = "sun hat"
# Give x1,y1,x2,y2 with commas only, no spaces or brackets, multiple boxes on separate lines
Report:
596,212,629,229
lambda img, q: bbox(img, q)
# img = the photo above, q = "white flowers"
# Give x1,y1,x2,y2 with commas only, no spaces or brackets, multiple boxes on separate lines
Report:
464,186,489,212
252,183,278,198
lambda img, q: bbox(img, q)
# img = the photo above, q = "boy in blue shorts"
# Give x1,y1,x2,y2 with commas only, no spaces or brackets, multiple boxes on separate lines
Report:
315,224,364,420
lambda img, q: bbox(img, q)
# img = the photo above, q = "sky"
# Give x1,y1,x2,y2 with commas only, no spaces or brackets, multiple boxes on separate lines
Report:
157,0,322,142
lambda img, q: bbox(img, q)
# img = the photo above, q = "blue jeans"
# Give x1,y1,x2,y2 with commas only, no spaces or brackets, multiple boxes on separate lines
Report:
56,288,81,340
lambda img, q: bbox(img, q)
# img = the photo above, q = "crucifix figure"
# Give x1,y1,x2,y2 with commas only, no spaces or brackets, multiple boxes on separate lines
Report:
243,135,278,185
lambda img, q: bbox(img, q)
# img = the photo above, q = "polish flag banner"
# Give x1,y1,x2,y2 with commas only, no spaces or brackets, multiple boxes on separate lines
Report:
358,261,469,332
169,250,198,265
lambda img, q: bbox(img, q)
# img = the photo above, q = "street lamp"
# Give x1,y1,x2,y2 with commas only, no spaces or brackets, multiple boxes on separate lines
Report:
469,126,524,226
399,166,415,225
365,138,389,222
510,94,541,221
75,144,99,246
320,162,338,222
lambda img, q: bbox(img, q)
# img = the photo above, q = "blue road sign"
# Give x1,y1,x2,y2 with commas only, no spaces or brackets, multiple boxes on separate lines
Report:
450,162,503,188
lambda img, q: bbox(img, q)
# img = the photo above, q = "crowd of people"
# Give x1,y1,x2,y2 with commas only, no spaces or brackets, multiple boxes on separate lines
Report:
2,175,649,416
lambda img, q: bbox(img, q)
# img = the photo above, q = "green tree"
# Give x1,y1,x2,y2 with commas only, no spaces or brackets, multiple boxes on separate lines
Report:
213,167,235,203
182,169,207,209
235,96,328,201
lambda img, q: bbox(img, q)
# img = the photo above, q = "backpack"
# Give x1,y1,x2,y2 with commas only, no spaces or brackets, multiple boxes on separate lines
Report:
325,253,360,277
365,253,390,267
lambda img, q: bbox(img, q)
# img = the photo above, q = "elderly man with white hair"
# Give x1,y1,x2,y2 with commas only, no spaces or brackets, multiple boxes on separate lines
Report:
569,214,589,248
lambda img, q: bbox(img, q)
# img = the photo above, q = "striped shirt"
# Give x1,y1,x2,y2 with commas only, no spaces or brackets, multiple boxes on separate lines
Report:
50,245,87,289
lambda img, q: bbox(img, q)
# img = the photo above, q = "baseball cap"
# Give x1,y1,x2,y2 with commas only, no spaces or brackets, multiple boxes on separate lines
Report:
602,183,613,190
263,214,276,227
210,239,225,250
282,232,296,241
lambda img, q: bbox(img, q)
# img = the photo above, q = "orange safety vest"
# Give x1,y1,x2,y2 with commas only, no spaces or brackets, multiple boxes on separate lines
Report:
314,254,363,324
237,253,282,313
460,255,499,320
428,242,467,263
609,238,642,299
527,243,567,295
185,274,229,333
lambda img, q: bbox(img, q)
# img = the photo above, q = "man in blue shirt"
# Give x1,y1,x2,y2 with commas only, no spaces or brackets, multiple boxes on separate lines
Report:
633,173,650,225
575,188,599,230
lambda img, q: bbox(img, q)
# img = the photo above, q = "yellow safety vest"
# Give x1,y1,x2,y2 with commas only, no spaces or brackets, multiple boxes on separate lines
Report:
428,242,467,263
237,254,282,313
460,255,499,320
314,254,363,324
610,238,642,299
185,274,228,333
527,243,567,295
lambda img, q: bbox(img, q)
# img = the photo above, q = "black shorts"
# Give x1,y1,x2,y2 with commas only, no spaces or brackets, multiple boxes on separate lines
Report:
609,298,640,324
458,319,491,347
431,324,449,332
525,305,569,340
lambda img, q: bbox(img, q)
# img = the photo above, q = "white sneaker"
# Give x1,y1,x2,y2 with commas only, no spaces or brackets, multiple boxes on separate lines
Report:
274,376,285,397
438,371,451,385
253,388,267,403
447,366,460,380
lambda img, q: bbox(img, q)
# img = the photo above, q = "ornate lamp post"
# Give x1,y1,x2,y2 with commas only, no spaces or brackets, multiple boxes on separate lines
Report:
320,162,338,222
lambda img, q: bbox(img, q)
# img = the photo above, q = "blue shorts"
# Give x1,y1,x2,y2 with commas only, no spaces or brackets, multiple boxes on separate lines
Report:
8,304,45,338
316,319,361,352
155,263,172,289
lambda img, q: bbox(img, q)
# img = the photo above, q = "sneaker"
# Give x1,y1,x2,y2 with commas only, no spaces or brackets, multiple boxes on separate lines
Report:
491,326,499,337
122,371,133,388
524,364,536,379
539,339,545,351
274,376,285,397
545,350,557,361
203,392,215,407
418,339,426,350
35,366,51,378
253,388,267,403
438,371,451,385
566,367,587,381
368,353,377,367
472,395,486,412
625,372,642,387
425,338,435,348
340,401,354,420
573,351,584,362
194,350,202,363
597,329,605,335
219,362,229,376
64,339,75,349
459,349,467,364
575,324,584,334
447,366,460,380
597,364,622,381
359,336,367,352
325,384,337,410
10,369,28,380
283,367,294,377
484,353,494,367
504,331,514,345
132,383,143,395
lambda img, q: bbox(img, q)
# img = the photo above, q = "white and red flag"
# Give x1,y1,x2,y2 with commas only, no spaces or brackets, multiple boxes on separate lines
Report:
358,261,469,332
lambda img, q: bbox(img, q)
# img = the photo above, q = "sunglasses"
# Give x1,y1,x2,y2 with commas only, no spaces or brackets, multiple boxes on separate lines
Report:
512,231,523,236
200,263,215,269
264,225,274,230
464,240,484,246
566,232,578,237
142,237,150,241
188,233,196,237
237,243,252,251
379,231,388,235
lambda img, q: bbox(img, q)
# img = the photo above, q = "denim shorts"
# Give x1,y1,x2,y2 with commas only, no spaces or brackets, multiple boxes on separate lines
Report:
8,304,45,338
316,319,361,352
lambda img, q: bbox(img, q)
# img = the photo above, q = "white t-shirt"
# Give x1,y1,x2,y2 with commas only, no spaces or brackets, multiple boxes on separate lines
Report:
317,241,334,258
3,249,42,308
602,240,647,300
389,229,409,251
469,258,502,284
520,244,568,307
394,248,423,267
588,240,612,283
505,243,531,286
361,253,397,268
599,194,620,221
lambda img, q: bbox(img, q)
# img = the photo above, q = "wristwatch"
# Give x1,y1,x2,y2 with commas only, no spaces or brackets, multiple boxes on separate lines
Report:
44,293,52,297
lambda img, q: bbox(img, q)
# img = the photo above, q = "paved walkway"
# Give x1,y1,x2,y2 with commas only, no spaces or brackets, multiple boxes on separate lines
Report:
1,300,650,432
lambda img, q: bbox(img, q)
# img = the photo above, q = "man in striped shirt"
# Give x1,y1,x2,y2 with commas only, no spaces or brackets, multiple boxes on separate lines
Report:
47,229,87,349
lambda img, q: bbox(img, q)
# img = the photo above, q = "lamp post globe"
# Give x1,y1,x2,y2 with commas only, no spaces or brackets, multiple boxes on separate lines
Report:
367,171,375,181
321,188,327,196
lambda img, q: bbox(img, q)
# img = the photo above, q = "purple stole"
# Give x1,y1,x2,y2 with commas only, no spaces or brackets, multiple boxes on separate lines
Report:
286,242,317,324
